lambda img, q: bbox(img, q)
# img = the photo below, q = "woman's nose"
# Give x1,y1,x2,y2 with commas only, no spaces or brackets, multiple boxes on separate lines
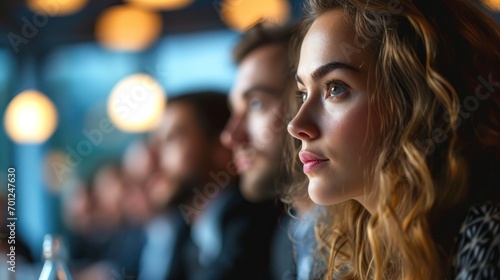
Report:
287,104,319,141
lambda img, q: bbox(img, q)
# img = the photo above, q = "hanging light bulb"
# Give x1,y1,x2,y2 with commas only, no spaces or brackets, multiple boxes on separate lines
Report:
107,74,166,132
27,0,88,16
219,0,290,31
4,90,58,144
95,5,163,52
124,0,194,10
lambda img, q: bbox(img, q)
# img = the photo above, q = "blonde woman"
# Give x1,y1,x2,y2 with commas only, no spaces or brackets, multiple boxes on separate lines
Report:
287,0,500,279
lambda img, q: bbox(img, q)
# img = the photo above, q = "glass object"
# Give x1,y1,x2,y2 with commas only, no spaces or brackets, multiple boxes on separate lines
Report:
38,234,73,280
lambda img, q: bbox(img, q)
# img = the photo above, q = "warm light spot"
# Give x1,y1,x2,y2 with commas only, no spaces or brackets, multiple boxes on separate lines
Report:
220,0,290,31
27,0,88,16
124,0,194,10
107,74,166,132
4,90,58,143
482,0,500,11
95,5,162,52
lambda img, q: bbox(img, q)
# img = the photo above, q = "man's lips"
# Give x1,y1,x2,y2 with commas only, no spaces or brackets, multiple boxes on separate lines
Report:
234,155,254,172
299,151,329,173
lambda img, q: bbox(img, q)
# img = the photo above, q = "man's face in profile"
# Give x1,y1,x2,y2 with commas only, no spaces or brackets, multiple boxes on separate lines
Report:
151,102,208,208
221,43,289,202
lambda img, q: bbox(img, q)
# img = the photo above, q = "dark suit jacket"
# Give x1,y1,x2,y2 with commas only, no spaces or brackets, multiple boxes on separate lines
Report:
270,214,296,280
183,187,293,280
98,224,146,278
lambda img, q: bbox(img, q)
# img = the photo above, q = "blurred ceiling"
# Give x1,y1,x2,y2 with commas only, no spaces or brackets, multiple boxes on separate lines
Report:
0,0,303,53
0,0,498,54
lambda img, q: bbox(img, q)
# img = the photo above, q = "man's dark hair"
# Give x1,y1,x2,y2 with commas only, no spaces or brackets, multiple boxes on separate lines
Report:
232,22,298,65
168,91,229,140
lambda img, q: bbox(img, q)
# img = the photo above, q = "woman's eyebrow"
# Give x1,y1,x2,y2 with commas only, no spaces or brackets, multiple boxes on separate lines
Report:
295,61,360,85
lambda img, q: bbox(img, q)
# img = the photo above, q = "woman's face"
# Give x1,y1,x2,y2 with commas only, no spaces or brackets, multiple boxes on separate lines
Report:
288,9,381,211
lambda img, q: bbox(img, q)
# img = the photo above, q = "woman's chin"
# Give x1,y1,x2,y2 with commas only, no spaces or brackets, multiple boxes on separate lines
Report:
308,179,335,206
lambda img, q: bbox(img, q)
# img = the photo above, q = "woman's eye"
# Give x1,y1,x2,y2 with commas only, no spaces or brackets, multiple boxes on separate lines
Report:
327,81,349,98
249,99,263,109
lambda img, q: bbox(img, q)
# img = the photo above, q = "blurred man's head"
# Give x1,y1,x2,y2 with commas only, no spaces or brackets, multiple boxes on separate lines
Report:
121,140,153,224
91,162,123,230
221,23,296,202
61,179,93,233
150,92,233,209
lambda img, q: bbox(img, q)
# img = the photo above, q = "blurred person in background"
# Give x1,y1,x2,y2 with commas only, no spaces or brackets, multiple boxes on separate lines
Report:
134,115,192,280
84,143,161,279
62,179,93,237
70,160,142,280
61,178,96,270
100,140,161,279
220,22,320,280
151,91,280,280
121,140,154,226
73,145,160,279
90,162,124,235
122,133,190,280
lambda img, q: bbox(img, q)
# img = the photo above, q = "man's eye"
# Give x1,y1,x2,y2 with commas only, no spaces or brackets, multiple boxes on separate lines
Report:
249,99,263,109
295,91,307,104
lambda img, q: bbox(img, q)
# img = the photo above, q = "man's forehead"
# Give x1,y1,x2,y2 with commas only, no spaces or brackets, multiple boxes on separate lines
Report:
231,48,288,94
229,76,285,104
239,44,288,72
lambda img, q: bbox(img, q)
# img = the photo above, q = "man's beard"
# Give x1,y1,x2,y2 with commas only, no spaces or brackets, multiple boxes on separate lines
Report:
239,151,287,202
162,175,204,210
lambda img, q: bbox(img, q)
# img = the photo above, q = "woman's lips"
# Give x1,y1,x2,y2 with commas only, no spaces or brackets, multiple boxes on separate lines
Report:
299,151,329,174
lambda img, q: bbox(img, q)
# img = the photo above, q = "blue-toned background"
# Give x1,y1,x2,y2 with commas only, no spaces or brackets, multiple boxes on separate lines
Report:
0,0,307,259
0,0,498,261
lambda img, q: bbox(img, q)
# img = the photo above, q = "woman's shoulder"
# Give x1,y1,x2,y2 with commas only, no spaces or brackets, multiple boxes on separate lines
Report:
458,201,500,230
452,200,500,279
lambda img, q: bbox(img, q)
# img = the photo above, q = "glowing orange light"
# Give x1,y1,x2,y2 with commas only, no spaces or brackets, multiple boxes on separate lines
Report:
4,90,58,143
107,74,166,132
124,0,194,10
95,5,162,52
220,0,290,31
27,0,88,16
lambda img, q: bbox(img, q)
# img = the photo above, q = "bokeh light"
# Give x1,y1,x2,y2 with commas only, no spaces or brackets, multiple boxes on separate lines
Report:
4,90,58,144
482,0,500,11
220,0,290,31
27,0,88,16
124,0,194,10
107,74,166,132
95,5,163,52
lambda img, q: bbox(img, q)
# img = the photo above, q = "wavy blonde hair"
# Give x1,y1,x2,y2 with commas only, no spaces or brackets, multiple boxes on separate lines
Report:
287,0,500,279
